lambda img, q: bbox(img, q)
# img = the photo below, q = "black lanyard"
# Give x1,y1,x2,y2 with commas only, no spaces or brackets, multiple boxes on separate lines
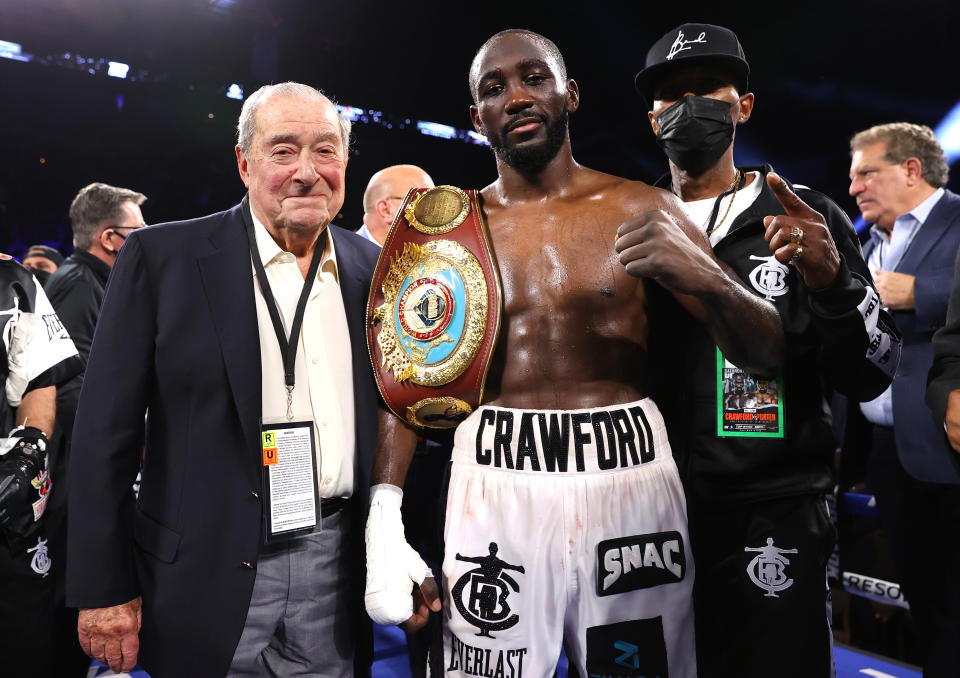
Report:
242,197,328,419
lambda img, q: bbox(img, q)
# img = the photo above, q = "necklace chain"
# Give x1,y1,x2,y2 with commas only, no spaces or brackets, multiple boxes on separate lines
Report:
706,169,743,237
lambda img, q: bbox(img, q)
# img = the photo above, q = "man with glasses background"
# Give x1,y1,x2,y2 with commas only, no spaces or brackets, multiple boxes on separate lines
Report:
42,181,147,676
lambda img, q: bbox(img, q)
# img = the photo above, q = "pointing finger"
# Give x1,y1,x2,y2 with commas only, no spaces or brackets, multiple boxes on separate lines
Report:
766,172,816,218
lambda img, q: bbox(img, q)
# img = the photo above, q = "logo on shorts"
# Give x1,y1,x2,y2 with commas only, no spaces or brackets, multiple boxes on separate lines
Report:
596,532,685,597
744,537,798,597
451,542,524,637
27,537,51,577
747,255,789,300
586,618,669,678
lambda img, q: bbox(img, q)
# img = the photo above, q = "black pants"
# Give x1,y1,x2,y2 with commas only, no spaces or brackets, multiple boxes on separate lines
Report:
868,426,960,678
688,493,835,678
0,526,56,676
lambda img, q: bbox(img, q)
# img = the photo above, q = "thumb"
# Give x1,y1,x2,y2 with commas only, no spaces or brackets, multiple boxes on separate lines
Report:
766,172,815,218
420,576,442,611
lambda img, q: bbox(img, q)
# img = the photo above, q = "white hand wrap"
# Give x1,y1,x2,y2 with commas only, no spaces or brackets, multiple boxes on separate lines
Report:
364,484,433,625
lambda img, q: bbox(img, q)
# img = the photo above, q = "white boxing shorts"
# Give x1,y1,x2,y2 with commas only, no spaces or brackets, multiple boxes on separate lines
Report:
441,399,696,678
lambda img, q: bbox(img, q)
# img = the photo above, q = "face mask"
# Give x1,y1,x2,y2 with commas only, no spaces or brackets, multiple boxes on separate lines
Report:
30,269,52,287
655,95,735,176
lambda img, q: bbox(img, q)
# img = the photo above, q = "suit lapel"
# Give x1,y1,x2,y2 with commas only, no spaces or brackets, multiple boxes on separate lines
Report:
331,227,372,395
330,227,376,490
896,191,957,273
197,204,262,483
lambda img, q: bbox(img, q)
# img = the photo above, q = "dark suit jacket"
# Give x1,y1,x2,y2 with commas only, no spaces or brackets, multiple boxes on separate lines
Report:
861,188,960,483
928,244,960,464
66,200,381,677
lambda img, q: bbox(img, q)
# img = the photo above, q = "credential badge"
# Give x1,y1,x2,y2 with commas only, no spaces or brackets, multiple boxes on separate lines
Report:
745,537,798,597
747,254,790,300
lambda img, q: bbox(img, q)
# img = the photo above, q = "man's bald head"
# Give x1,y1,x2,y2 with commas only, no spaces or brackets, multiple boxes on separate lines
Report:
361,164,435,245
468,29,568,103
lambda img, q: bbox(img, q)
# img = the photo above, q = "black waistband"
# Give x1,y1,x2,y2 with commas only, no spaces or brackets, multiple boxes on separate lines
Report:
320,496,349,518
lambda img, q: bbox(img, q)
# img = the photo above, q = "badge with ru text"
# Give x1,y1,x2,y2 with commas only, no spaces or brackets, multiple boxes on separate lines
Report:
260,419,320,543
716,347,784,437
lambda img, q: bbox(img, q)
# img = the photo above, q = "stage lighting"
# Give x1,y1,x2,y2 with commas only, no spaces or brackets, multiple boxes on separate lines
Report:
935,100,960,165
107,61,129,79
0,39,31,62
336,105,365,122
417,121,456,140
467,131,489,146
226,83,243,100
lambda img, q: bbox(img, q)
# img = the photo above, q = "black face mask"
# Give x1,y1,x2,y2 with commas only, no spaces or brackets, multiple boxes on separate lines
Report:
655,95,734,177
30,269,52,287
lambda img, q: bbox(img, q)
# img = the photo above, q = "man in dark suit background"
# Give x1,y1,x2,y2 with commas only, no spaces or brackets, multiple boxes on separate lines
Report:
66,82,380,677
928,246,960,454
847,122,960,677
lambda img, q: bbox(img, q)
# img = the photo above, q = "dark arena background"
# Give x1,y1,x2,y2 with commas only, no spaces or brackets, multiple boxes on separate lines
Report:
1,1,958,676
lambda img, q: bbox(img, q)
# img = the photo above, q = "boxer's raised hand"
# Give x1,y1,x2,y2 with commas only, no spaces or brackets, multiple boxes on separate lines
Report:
763,172,840,289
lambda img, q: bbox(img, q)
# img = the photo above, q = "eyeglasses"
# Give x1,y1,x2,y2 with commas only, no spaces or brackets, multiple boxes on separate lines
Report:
107,223,147,241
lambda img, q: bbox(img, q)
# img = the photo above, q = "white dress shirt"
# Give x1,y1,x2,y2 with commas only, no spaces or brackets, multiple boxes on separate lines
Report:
251,212,356,498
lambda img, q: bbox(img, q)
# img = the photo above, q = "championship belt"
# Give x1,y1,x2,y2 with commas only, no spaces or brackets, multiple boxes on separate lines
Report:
366,186,502,429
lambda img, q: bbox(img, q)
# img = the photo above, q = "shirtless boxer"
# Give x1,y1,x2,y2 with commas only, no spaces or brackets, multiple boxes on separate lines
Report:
364,30,783,678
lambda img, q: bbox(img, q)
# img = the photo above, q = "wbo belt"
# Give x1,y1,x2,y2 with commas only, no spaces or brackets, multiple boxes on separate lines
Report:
366,186,502,429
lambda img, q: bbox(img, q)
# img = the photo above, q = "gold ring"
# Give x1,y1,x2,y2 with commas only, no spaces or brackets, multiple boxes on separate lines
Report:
790,244,804,265
790,225,804,246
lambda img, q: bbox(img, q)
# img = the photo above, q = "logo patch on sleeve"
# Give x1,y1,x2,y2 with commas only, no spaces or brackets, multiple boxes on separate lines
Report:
596,531,685,596
586,617,668,678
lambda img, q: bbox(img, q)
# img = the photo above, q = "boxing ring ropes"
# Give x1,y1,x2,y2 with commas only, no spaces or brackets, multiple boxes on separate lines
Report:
826,492,909,610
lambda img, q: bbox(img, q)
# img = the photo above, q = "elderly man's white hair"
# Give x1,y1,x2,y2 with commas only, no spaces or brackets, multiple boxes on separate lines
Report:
236,82,351,154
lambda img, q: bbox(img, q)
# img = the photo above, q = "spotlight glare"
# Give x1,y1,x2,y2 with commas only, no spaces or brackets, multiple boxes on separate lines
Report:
935,100,960,165
0,39,31,62
107,61,129,78
467,130,489,146
417,121,456,140
226,83,243,100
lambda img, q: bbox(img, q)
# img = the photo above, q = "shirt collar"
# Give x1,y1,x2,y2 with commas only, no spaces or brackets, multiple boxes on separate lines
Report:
250,210,339,283
869,187,944,244
904,186,944,226
73,248,112,284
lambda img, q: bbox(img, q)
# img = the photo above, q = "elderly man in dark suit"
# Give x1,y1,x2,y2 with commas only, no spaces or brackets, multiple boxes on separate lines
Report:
66,82,380,677
847,122,960,677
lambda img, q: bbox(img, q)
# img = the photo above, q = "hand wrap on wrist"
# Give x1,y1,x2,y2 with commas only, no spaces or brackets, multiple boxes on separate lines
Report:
364,484,433,625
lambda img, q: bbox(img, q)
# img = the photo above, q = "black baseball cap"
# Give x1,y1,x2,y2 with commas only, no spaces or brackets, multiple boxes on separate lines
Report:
635,23,750,105
24,245,64,267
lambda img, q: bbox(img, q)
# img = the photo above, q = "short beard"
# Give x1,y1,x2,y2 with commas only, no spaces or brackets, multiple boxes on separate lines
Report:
489,112,569,173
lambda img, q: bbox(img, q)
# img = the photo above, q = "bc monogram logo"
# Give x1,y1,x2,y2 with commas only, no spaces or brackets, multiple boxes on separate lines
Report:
744,537,799,597
747,254,790,300
451,542,525,638
27,537,51,577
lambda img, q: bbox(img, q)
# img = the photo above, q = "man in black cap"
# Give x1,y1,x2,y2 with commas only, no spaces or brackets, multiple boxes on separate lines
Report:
635,23,902,676
22,245,64,287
